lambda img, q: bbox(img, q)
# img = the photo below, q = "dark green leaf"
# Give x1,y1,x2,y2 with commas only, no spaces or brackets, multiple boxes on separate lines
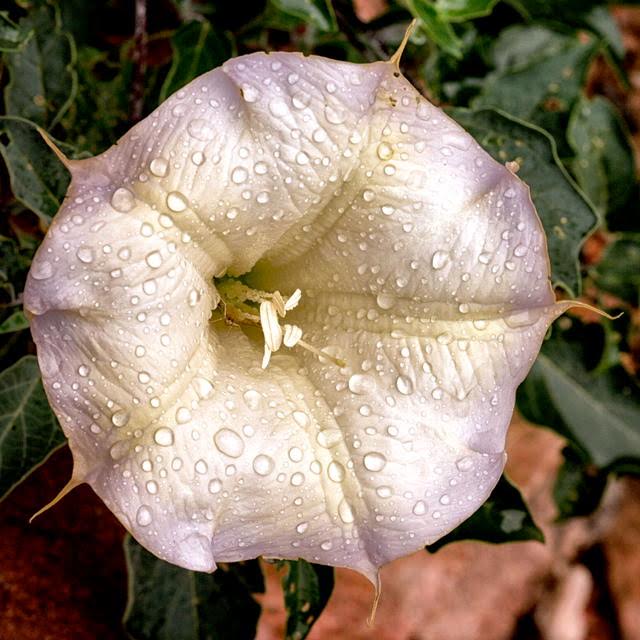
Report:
0,310,29,334
3,3,77,129
407,0,463,58
0,118,71,221
474,27,598,148
0,10,32,52
280,559,334,640
584,5,625,60
450,108,597,295
123,536,262,640
553,445,608,520
427,475,543,551
506,0,600,23
0,356,64,501
592,235,640,306
568,96,638,230
517,320,640,470
435,0,500,21
269,0,338,33
0,233,34,300
160,21,234,103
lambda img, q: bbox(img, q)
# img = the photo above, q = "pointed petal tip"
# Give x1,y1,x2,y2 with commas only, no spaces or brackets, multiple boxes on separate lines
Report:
366,570,382,627
29,476,82,523
388,19,418,68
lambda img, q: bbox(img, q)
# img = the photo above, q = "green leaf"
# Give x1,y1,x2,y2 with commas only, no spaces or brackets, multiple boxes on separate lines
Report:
517,320,640,470
280,559,334,640
427,475,543,552
553,445,608,521
0,118,71,221
435,0,500,21
449,108,597,295
269,0,338,33
592,235,640,306
407,0,464,58
568,95,638,230
0,10,33,52
474,26,598,149
123,536,262,640
3,3,77,129
584,5,625,60
159,21,234,103
506,0,600,23
0,310,29,334
0,356,64,501
0,233,34,299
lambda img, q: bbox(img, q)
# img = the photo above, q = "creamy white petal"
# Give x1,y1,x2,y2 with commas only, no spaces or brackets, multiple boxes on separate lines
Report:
25,51,565,579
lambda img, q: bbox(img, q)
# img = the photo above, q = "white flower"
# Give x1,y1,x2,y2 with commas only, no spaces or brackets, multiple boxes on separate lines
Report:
24,48,568,582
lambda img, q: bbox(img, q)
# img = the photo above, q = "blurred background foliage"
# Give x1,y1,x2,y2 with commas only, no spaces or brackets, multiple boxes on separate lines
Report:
0,1,639,638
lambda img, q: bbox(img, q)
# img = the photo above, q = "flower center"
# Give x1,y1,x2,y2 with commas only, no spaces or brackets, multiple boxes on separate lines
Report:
214,278,345,369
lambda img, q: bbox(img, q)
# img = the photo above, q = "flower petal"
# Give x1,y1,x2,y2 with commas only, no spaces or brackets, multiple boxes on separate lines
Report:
25,51,564,578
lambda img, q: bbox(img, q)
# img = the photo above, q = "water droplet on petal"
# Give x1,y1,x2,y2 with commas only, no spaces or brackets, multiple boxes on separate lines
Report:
338,499,355,524
327,460,345,482
154,427,174,446
253,454,275,476
76,247,94,264
214,428,244,458
111,187,135,212
412,500,427,515
149,158,169,177
187,118,215,141
431,250,449,270
166,191,188,212
348,374,376,395
363,452,386,472
231,167,248,184
136,505,153,526
395,375,413,395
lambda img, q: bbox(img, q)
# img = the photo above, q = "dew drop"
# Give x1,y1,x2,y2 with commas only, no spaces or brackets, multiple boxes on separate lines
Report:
376,485,392,498
187,118,215,141
111,187,135,213
214,428,245,458
145,251,162,268
31,260,53,280
111,410,130,427
363,452,386,472
253,454,275,476
327,460,345,482
176,407,192,424
288,446,303,463
208,478,223,494
376,292,395,310
377,142,393,161
191,151,205,166
412,500,427,515
395,375,413,396
231,167,248,184
149,158,169,177
431,250,449,270
76,247,94,264
154,427,174,447
136,505,153,527
338,499,355,524
78,364,90,377
348,373,376,395
166,191,188,212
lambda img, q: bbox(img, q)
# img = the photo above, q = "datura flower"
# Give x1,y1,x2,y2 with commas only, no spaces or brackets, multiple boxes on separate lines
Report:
25,43,570,584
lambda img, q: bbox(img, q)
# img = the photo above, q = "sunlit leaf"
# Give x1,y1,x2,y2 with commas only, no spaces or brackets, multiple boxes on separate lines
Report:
435,0,500,21
407,0,463,58
0,10,32,52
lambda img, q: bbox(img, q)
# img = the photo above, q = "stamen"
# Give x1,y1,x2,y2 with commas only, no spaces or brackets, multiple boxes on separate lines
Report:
272,291,286,317
298,338,346,368
284,288,302,311
283,324,303,347
262,343,272,369
259,300,283,351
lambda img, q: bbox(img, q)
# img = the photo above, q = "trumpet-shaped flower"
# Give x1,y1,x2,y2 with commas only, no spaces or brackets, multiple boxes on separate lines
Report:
25,48,569,582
